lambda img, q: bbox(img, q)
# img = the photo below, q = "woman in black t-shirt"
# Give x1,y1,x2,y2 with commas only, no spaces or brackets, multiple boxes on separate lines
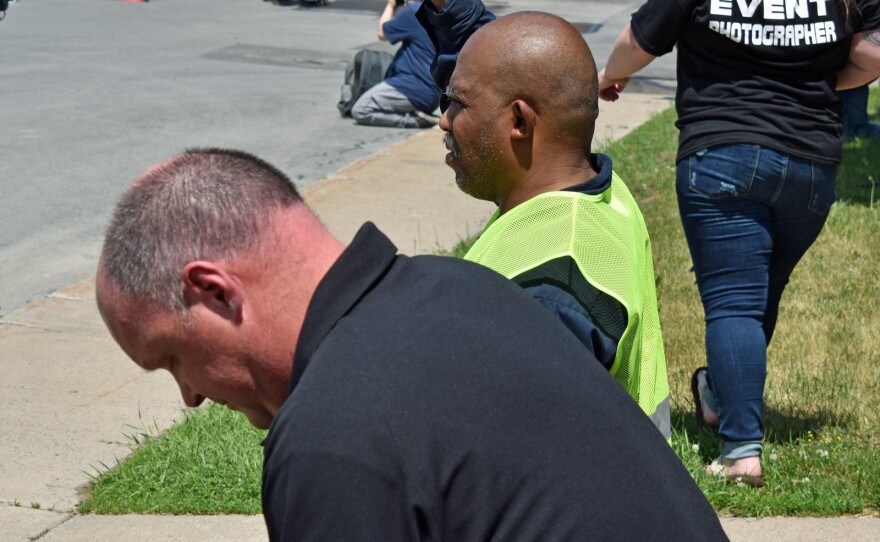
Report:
598,0,880,487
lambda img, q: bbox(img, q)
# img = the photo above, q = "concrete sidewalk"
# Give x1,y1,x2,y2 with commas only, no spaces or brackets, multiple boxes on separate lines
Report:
3,91,878,541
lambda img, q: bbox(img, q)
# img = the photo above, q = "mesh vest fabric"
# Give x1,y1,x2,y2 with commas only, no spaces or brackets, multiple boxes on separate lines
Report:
464,174,670,417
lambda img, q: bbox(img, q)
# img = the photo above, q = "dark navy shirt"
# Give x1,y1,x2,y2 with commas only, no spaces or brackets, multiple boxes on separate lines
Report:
383,2,442,114
416,0,495,110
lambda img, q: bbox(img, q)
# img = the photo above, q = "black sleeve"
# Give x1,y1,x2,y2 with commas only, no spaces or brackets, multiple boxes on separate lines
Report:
630,0,694,56
416,0,496,104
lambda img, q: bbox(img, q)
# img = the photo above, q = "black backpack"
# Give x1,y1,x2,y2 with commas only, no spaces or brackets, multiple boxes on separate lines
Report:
337,49,394,118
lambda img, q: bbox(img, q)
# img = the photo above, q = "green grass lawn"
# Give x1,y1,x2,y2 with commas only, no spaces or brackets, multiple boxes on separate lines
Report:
79,405,264,514
80,89,880,517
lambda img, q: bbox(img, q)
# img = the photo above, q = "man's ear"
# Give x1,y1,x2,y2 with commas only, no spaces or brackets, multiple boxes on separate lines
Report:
510,99,536,140
181,261,243,323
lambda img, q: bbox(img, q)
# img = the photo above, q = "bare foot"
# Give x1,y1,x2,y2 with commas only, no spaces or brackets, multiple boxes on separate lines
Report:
707,456,764,488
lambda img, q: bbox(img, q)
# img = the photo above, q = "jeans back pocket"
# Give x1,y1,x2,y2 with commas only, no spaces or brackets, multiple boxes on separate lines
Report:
686,145,760,200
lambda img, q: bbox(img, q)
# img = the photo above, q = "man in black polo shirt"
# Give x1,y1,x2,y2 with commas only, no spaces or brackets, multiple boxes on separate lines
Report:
97,148,727,541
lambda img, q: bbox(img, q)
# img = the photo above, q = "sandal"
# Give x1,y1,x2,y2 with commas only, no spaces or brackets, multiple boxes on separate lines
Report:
690,367,719,432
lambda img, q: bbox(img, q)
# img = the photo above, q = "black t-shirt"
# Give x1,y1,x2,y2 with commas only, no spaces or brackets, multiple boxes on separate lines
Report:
632,0,880,163
262,224,728,541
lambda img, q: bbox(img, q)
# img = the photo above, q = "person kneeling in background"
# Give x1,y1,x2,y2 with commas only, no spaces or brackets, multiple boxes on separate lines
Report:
352,0,440,128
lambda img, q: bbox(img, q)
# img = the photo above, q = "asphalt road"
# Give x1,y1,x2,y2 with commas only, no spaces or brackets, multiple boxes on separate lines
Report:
0,0,673,316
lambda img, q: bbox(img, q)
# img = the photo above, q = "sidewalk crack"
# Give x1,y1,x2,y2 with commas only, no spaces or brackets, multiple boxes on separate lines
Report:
28,511,74,541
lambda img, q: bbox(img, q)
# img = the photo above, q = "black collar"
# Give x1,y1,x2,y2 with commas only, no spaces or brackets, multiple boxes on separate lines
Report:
289,222,398,393
562,153,614,195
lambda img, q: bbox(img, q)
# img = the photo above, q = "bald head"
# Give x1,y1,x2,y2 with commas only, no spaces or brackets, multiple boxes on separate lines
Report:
100,148,305,311
465,12,599,141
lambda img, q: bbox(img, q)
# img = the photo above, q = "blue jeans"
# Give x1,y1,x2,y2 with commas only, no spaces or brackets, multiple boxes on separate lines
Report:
676,145,837,459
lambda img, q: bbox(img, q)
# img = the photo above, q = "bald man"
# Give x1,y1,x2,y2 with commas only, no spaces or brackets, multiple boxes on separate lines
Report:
420,1,672,438
97,149,726,540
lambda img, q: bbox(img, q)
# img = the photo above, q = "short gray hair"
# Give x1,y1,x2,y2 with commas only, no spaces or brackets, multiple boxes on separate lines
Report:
101,148,302,311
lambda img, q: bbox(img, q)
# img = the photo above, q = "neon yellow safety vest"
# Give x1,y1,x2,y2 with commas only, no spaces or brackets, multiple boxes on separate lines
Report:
465,173,671,438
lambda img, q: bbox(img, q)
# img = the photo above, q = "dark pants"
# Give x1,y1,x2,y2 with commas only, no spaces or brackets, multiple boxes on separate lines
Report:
839,84,880,140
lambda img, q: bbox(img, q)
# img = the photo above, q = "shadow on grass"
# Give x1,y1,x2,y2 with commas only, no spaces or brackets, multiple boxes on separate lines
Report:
672,406,854,462
837,118,880,207
836,90,880,206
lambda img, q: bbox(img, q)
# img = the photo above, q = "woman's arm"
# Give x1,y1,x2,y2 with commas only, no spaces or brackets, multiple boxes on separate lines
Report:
837,30,880,90
598,23,657,102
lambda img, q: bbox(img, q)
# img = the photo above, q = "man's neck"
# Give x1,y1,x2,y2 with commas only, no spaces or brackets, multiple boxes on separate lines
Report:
498,160,598,214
